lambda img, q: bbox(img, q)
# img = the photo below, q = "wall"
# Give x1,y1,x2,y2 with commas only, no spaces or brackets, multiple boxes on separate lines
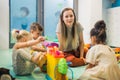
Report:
0,0,112,49
0,0,9,50
78,0,102,43
112,0,120,7
106,0,120,47
102,0,112,22
107,7,120,47
78,0,119,47
102,0,112,44
78,0,91,43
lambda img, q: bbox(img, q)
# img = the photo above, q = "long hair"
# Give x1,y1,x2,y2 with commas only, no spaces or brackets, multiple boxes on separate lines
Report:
59,8,79,50
90,20,106,44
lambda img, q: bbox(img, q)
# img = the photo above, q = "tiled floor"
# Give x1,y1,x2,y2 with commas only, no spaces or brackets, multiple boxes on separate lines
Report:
0,49,86,80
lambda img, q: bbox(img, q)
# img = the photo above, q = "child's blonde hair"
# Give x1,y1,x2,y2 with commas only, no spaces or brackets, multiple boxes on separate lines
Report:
12,29,30,41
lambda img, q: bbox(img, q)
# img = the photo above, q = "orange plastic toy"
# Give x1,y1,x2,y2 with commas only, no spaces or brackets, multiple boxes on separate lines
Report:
113,48,120,62
84,43,91,58
114,48,120,54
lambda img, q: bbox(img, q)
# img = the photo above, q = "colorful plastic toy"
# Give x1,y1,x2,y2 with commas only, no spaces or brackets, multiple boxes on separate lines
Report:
58,58,68,74
46,46,65,80
113,48,120,63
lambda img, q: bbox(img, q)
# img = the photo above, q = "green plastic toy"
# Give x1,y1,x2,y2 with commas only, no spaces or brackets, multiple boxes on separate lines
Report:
58,58,68,75
54,58,74,79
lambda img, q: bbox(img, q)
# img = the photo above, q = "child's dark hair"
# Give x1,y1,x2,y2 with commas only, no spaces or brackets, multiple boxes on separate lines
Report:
90,20,106,44
30,22,43,31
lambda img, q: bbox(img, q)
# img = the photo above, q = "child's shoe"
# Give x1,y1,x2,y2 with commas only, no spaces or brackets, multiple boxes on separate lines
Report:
40,64,47,73
37,52,47,71
31,52,41,64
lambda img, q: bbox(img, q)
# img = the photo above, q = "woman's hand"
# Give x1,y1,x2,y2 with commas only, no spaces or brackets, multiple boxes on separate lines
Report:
80,57,86,64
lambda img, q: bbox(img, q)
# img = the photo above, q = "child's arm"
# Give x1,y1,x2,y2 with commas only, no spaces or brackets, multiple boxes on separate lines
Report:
31,45,47,52
86,63,95,70
14,36,45,49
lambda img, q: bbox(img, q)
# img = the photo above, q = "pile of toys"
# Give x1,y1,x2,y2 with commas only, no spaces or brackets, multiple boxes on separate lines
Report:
46,43,68,80
45,42,91,80
84,43,91,58
113,48,120,63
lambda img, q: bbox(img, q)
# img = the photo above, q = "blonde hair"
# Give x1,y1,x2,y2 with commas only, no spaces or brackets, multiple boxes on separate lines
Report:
12,29,30,41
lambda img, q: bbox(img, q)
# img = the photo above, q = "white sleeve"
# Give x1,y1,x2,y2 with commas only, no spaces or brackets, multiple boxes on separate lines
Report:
86,47,96,65
56,23,61,33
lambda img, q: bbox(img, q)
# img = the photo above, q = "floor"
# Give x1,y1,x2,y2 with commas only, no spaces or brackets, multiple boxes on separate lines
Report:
0,49,86,80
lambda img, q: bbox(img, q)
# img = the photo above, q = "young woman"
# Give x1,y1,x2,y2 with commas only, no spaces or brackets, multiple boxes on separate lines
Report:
56,7,85,67
79,20,120,80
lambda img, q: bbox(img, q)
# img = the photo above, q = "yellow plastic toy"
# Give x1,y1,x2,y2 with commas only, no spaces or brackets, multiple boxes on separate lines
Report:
46,46,68,80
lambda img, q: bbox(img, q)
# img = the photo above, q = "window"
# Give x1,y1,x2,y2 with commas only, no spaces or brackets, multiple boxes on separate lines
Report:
9,0,38,48
9,0,77,48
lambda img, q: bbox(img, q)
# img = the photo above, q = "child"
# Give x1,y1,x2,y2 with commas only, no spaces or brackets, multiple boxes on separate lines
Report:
30,22,47,72
12,29,46,75
79,20,120,80
30,22,46,52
